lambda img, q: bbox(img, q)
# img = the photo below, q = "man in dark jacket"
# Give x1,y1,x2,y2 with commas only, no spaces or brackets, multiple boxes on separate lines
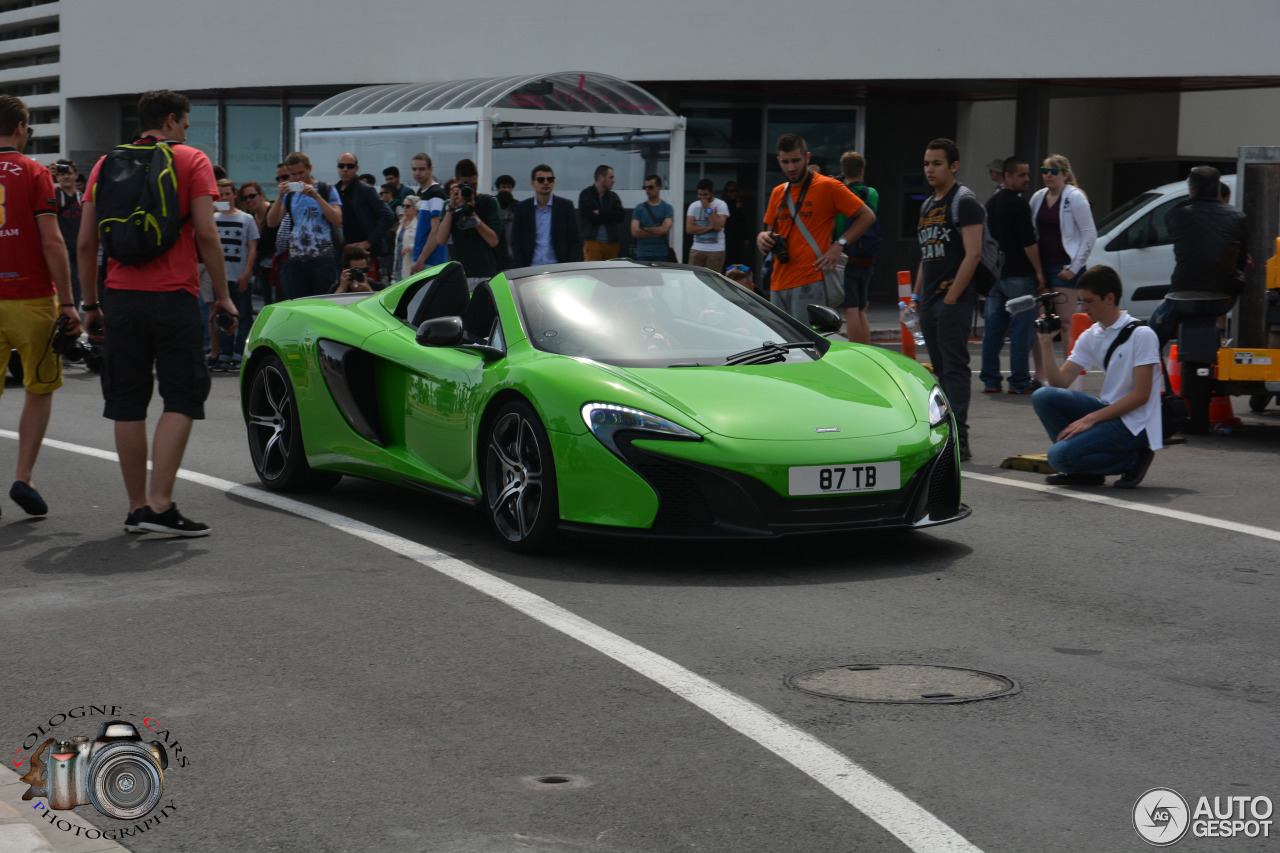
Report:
510,165,583,268
578,164,625,261
1148,165,1249,350
335,151,396,281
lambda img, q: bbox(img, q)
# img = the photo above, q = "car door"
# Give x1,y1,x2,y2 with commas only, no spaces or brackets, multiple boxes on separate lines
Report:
359,290,502,494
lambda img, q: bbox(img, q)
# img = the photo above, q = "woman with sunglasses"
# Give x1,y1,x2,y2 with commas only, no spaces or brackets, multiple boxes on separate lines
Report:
1029,154,1096,373
237,181,278,308
393,195,419,283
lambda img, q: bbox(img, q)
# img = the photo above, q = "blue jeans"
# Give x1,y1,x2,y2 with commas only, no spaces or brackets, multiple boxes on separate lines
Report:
1148,296,1234,351
980,275,1037,390
919,298,974,439
282,257,336,300
1032,386,1150,474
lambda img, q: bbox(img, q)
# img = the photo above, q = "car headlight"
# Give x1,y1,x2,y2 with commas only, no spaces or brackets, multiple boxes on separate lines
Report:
928,386,951,428
581,402,702,459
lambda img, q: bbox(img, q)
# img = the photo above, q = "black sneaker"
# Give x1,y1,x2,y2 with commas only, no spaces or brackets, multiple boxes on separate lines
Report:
958,436,972,462
10,481,47,516
138,504,210,537
1114,448,1155,489
124,507,149,533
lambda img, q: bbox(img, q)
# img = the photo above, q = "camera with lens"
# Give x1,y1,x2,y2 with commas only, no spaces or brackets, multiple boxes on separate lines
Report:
20,721,167,819
450,182,480,231
349,268,365,283
56,163,72,175
1034,291,1064,334
771,232,789,264
51,314,90,363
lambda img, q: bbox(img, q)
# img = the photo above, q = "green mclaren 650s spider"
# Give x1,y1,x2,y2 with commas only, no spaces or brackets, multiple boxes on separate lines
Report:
240,260,969,552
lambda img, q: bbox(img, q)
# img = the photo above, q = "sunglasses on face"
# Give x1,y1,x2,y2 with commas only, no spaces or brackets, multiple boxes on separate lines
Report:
643,184,658,190
724,264,750,274
1041,167,1063,175
534,176,555,183
242,193,260,200
337,163,357,169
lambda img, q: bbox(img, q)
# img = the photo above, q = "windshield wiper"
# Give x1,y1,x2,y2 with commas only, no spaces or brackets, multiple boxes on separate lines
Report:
724,340,817,366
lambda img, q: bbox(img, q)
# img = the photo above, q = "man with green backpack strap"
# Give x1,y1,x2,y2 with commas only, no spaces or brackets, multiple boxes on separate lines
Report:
78,89,238,537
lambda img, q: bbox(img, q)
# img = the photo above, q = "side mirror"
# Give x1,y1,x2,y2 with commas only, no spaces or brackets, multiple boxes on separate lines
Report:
806,304,843,334
416,316,465,347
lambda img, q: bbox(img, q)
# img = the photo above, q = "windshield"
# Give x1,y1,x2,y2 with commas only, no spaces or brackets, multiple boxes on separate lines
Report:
1095,192,1161,237
512,266,827,367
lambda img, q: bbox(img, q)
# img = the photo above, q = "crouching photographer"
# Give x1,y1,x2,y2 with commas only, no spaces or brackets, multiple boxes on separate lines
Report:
1031,265,1162,489
330,245,374,294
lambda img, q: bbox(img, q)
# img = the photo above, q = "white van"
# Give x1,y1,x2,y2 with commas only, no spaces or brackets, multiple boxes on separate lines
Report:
1088,174,1235,319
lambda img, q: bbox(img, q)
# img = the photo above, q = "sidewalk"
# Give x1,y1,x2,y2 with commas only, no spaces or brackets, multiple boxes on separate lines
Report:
0,768,128,853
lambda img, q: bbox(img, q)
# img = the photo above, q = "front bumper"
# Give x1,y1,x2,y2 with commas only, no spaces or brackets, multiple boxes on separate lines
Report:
560,428,970,539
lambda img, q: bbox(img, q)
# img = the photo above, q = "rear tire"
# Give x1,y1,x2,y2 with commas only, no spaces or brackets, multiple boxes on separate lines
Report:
1249,393,1271,413
245,352,342,492
483,401,559,553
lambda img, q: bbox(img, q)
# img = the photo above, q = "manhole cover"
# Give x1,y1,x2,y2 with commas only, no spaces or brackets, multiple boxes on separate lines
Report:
786,664,1019,704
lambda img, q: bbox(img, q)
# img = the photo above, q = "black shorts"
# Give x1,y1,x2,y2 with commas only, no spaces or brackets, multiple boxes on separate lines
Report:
100,289,210,421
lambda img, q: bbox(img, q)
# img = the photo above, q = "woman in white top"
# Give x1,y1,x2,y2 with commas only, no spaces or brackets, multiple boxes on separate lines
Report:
393,195,419,283
1029,154,1097,376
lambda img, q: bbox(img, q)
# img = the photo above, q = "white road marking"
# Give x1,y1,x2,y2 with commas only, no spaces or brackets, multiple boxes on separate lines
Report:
2,430,981,853
963,471,1280,543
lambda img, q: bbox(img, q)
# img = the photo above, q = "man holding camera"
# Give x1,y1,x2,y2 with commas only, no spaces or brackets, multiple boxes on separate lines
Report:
331,245,374,294
0,94,79,519
415,159,501,289
757,133,875,320
1031,265,1161,488
266,151,342,299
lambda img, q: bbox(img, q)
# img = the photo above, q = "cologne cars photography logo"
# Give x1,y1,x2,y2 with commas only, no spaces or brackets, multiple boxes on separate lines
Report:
1134,787,1190,846
12,705,188,842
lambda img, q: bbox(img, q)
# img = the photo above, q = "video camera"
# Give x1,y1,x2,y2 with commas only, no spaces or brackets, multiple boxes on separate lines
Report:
1006,291,1067,334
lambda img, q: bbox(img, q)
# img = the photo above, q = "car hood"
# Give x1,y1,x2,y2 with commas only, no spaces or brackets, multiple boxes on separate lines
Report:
598,348,917,440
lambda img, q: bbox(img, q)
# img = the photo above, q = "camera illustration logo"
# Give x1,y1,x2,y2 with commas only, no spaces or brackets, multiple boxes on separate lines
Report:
20,720,167,820
1134,787,1191,846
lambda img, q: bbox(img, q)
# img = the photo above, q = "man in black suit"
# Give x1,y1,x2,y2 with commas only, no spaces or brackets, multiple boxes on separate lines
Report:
509,165,583,268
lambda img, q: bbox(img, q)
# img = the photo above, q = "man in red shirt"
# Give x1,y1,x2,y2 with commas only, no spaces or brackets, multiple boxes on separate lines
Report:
0,95,80,518
757,133,875,320
78,90,237,537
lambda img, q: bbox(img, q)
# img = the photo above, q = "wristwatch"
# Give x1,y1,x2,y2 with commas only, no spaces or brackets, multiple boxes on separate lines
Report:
81,302,100,311
837,237,848,247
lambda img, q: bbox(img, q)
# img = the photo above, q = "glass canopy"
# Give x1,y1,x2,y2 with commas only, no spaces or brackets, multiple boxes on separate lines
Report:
307,72,675,119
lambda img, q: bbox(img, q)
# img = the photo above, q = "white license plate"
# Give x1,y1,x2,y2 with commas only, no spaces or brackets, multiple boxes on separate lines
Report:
788,462,900,495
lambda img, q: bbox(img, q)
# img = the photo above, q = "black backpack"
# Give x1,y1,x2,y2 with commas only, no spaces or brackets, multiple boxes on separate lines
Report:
94,138,186,266
842,184,883,259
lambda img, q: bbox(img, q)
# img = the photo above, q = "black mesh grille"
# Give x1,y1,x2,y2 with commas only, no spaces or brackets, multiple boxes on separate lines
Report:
925,438,960,520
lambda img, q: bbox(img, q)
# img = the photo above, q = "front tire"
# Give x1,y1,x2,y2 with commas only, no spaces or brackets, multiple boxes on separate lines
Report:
245,353,342,492
483,401,559,553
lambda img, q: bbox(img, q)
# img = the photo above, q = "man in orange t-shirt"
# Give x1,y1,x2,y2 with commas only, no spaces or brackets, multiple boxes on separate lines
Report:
758,133,875,320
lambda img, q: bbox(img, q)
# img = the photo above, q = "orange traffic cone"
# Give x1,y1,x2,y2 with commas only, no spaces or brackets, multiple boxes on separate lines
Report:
1208,394,1241,428
1168,344,1182,394
1068,313,1090,389
897,271,916,359
900,323,916,359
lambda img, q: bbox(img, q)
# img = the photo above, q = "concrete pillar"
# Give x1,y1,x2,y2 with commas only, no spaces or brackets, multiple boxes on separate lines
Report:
1014,85,1050,168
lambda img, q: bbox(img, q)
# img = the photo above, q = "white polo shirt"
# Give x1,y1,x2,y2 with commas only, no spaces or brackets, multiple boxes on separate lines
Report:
1067,311,1164,450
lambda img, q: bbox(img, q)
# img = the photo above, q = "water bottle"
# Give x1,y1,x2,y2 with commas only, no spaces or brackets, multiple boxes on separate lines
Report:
898,300,925,348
